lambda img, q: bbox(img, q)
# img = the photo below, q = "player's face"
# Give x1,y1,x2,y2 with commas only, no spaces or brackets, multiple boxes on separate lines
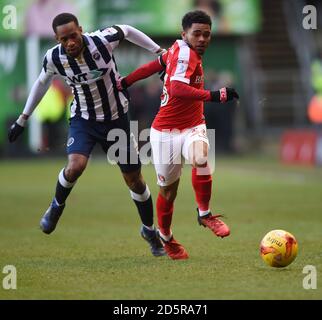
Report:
182,23,211,55
55,22,84,58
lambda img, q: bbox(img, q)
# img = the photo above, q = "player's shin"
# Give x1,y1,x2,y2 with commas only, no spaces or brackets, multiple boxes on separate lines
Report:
191,166,212,216
54,168,77,205
130,185,154,228
156,192,174,239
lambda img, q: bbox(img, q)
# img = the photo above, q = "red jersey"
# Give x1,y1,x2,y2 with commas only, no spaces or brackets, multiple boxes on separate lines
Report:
152,40,206,131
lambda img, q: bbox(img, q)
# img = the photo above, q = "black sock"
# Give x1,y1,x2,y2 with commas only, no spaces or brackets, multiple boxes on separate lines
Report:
54,168,76,205
55,181,73,205
133,196,154,227
130,186,154,227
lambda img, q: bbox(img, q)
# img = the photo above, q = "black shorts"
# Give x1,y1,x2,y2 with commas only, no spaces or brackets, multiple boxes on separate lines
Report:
66,114,141,173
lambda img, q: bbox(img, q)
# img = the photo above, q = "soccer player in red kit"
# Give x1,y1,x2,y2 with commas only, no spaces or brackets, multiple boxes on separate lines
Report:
118,10,239,259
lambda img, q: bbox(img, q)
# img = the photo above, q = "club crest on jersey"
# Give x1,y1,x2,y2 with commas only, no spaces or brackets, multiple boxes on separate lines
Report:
93,52,101,60
67,68,108,84
158,174,166,183
67,137,74,147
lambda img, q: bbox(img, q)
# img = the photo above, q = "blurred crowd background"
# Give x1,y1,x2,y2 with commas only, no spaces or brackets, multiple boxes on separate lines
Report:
0,0,321,165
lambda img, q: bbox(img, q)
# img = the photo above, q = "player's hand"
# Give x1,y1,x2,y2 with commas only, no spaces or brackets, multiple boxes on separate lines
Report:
116,77,128,91
156,48,167,56
225,87,239,101
210,87,239,103
8,122,24,143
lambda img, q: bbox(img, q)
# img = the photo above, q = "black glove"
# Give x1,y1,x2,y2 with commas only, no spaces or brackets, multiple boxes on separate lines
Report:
8,122,24,143
210,87,239,103
120,77,128,90
116,77,129,91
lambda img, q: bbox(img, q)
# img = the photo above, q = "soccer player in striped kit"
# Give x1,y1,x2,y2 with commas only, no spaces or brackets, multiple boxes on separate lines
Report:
118,10,239,259
8,13,165,257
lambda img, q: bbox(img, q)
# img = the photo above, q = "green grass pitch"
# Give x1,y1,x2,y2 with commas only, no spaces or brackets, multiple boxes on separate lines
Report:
0,156,321,299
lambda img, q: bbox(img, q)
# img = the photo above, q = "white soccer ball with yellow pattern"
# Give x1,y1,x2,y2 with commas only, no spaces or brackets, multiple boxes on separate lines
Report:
260,230,298,268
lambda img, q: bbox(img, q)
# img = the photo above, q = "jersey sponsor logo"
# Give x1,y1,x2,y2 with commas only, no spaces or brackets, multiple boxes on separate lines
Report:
67,137,74,147
194,75,203,84
67,68,108,84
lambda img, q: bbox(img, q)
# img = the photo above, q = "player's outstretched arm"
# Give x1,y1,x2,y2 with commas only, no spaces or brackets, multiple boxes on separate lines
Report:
8,75,52,143
117,59,165,91
118,24,164,54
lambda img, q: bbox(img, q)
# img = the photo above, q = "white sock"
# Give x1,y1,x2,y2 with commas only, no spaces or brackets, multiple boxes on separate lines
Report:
129,185,150,202
159,230,172,241
198,209,210,217
58,168,76,188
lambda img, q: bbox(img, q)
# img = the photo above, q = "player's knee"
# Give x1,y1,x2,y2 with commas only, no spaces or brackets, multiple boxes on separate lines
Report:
160,188,177,203
128,180,146,194
123,170,146,193
65,160,87,181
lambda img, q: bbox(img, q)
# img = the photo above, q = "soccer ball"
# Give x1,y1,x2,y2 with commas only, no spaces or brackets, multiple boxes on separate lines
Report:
260,230,298,268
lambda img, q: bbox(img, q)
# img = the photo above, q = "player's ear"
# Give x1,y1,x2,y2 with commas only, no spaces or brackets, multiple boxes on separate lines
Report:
181,30,186,40
79,26,83,33
55,34,59,43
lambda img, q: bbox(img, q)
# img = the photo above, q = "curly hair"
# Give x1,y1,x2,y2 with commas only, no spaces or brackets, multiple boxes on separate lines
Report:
182,10,212,30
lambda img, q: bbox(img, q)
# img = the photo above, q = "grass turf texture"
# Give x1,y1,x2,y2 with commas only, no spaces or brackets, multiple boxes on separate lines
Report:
0,156,321,299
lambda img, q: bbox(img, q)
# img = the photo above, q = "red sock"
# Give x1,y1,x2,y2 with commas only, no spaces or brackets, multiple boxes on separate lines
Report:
191,167,212,212
156,193,174,236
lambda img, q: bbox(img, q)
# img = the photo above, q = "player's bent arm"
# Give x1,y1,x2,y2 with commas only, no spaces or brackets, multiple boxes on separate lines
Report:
118,24,163,54
119,52,168,89
170,81,239,103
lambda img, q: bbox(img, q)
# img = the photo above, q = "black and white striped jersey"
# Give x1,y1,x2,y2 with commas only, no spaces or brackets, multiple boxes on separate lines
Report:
39,26,129,122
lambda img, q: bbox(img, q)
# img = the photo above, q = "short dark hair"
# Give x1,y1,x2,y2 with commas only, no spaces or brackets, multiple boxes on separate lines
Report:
52,13,79,33
182,10,212,30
